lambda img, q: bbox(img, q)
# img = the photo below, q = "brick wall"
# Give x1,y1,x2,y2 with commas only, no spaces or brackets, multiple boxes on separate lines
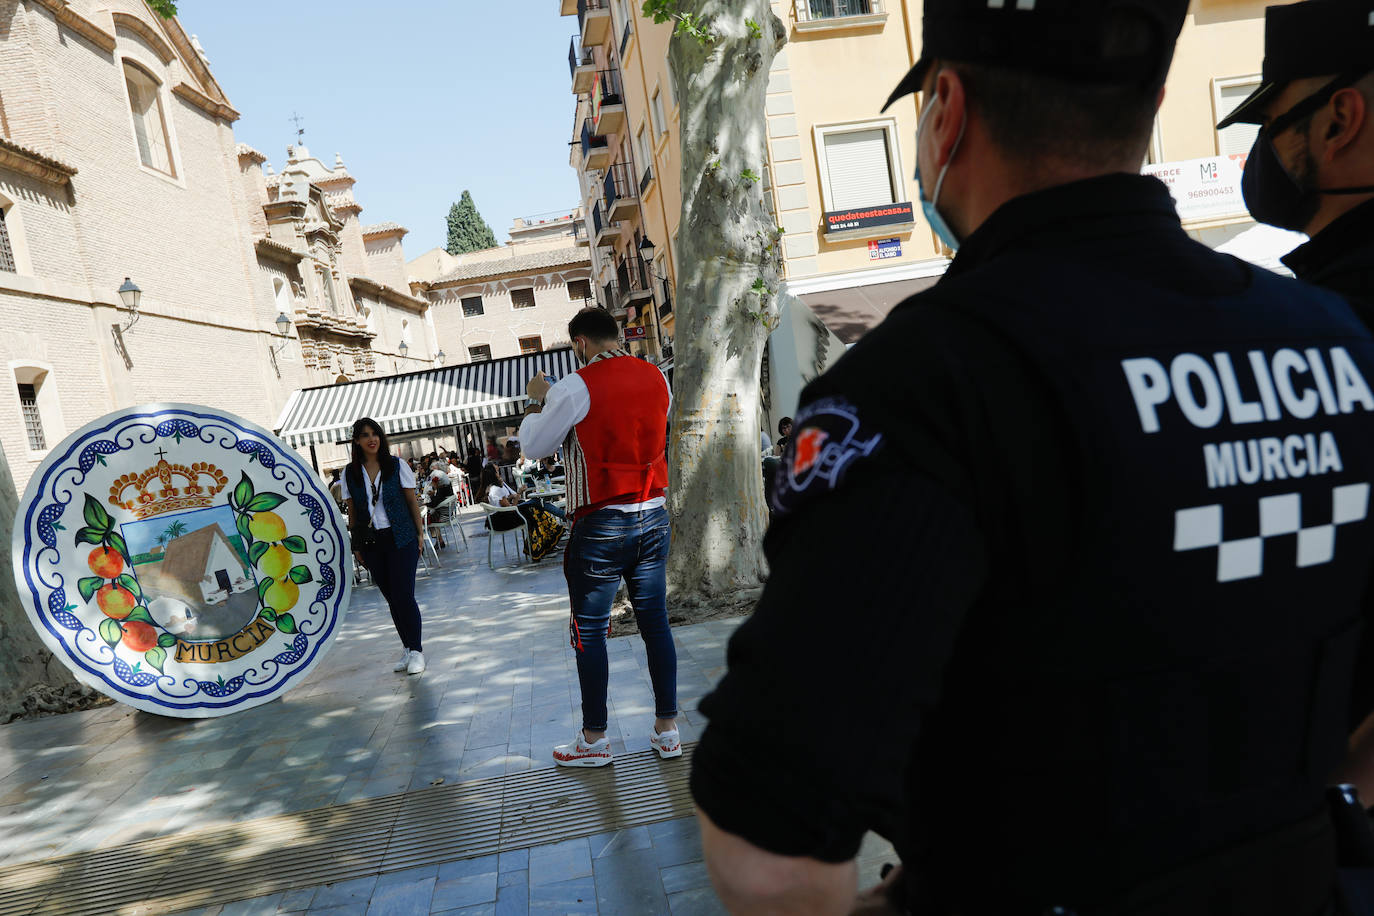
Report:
430,265,591,362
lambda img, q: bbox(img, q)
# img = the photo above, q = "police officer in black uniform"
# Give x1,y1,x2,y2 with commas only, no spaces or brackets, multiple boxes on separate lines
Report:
1220,0,1374,311
689,1,1374,914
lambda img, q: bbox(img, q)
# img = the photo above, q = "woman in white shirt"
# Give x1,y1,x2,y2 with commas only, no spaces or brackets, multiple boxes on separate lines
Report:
342,418,428,675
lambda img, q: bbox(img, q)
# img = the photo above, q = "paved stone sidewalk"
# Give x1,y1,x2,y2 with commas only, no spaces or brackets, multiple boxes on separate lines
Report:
0,511,893,913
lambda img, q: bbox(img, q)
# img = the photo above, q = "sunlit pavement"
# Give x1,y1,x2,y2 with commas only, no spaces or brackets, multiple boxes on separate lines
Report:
1,509,892,914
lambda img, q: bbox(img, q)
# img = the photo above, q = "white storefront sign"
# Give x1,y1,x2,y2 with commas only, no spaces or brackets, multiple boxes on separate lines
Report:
1143,154,1250,222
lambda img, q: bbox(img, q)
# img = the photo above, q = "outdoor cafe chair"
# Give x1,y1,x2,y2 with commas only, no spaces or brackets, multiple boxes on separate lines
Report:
478,502,528,570
418,507,442,574
431,495,469,551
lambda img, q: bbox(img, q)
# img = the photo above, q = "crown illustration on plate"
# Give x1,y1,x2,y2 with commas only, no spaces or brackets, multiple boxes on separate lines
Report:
108,452,230,520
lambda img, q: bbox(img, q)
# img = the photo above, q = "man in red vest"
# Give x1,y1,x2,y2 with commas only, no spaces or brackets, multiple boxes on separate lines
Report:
520,307,679,767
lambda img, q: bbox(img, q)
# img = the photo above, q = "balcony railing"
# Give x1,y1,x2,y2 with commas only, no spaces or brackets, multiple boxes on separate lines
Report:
603,161,636,214
568,37,594,79
572,220,589,244
580,120,608,159
577,0,607,32
616,257,653,306
593,67,623,107
591,201,620,245
659,279,673,316
795,0,882,21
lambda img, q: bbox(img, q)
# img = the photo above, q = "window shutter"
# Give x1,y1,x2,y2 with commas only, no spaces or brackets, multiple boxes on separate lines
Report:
1217,84,1261,158
824,129,895,210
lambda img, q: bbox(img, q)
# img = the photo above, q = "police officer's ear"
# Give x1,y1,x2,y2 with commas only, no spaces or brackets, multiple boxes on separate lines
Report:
1319,81,1371,161
923,64,970,171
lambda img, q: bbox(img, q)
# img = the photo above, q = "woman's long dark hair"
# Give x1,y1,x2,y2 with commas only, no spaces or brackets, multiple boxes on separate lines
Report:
346,417,397,491
478,463,502,495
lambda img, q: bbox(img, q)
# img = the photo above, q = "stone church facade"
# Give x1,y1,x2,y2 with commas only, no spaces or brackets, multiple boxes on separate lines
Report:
0,0,432,493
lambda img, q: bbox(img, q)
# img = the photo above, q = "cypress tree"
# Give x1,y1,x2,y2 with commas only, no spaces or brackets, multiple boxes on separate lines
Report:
445,190,499,255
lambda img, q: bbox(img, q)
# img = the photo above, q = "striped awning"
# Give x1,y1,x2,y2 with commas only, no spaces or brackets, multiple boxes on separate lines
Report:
275,348,579,448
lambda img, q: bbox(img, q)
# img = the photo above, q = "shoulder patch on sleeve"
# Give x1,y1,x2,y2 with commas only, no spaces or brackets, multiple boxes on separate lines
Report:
771,397,884,515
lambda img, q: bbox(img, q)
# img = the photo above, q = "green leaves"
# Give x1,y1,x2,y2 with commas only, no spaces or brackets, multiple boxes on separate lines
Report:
249,542,270,566
246,493,286,512
124,606,154,625
236,512,253,546
77,577,103,604
232,472,255,511
74,526,104,547
148,0,177,18
282,536,307,554
116,574,141,601
98,618,122,648
144,647,166,673
741,168,761,185
288,565,313,585
746,17,762,38
257,578,273,602
82,494,112,532
108,532,128,559
157,633,178,648
261,608,278,622
275,613,297,634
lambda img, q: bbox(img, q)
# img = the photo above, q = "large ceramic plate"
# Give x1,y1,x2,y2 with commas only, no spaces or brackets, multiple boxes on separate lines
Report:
12,404,351,717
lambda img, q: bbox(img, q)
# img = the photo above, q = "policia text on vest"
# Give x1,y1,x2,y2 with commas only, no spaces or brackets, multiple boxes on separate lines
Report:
1124,346,1374,489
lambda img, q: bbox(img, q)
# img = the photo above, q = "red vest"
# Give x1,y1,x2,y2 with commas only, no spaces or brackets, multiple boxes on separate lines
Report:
569,355,669,518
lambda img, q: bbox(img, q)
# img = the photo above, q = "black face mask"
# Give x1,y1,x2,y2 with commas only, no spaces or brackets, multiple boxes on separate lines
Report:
1242,71,1374,233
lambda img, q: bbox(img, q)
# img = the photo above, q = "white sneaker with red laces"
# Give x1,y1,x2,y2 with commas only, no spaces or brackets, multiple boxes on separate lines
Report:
553,731,613,768
650,728,682,759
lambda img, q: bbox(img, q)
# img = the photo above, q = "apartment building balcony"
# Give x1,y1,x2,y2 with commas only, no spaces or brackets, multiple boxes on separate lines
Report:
569,38,596,94
560,0,577,16
572,219,590,247
591,201,622,247
603,161,638,222
590,68,625,136
580,120,612,170
616,257,655,311
794,0,887,31
578,0,611,47
601,280,627,318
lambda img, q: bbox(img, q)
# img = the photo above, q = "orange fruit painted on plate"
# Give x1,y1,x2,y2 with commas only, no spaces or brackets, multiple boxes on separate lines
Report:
96,585,136,619
264,579,299,613
121,620,157,653
87,546,123,578
258,544,292,581
248,511,287,542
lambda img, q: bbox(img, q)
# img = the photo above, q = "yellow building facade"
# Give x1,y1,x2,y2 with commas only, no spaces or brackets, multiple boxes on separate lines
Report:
560,0,1284,351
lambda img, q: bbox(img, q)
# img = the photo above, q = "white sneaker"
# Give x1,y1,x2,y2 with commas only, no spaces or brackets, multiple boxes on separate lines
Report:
406,651,427,675
650,728,682,759
553,731,613,768
393,649,412,672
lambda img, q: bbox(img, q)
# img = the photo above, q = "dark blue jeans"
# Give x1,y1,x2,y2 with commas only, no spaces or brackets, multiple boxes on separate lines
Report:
361,528,422,652
564,506,676,732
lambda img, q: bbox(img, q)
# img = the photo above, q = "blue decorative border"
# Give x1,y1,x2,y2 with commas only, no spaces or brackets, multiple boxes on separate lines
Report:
17,406,350,713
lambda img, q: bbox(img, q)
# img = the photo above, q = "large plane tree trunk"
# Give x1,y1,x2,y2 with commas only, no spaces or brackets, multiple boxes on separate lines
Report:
661,0,787,605
0,439,82,722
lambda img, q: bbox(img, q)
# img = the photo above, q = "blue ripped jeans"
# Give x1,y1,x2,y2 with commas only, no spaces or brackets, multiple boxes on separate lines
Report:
564,506,677,732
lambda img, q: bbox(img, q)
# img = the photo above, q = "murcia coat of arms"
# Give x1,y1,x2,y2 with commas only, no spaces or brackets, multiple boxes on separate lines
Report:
11,404,351,717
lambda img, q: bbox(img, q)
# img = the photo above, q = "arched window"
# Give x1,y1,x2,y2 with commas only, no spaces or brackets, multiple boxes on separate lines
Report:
122,61,175,176
11,363,64,455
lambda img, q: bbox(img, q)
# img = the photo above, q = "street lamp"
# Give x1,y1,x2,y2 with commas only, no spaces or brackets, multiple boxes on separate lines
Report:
117,277,142,333
398,339,409,358
436,349,446,367
636,238,668,361
268,312,293,377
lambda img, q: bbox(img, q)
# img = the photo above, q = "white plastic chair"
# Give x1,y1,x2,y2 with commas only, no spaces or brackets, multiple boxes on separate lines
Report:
478,503,528,570
431,495,468,552
418,508,441,573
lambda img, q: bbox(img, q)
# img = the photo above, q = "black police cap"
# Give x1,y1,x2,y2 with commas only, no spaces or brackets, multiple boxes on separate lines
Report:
883,0,1190,112
1218,1,1374,129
